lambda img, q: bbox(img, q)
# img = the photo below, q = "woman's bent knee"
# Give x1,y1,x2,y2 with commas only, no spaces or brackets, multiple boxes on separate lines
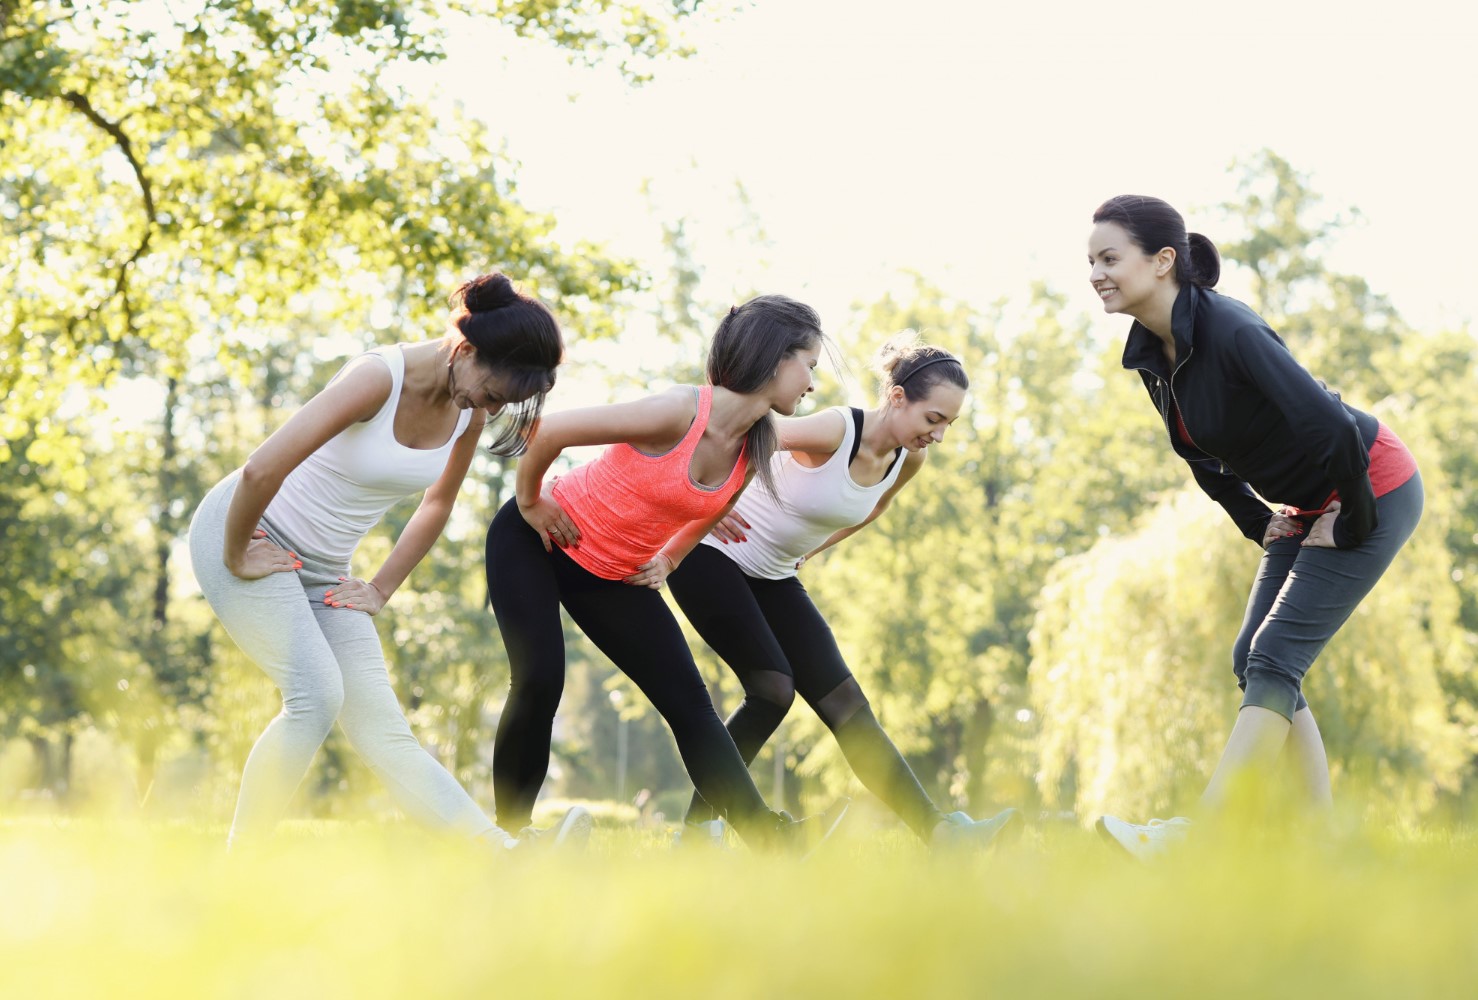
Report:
283,678,345,735
742,672,796,713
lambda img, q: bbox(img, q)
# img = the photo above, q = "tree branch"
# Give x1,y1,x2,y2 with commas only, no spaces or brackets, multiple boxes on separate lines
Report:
60,90,157,318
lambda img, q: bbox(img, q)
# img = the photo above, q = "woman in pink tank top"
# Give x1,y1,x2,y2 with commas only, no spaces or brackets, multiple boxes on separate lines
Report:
485,295,848,852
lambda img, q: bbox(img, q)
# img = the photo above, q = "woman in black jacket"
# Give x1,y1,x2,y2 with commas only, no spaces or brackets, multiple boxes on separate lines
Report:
1086,195,1423,859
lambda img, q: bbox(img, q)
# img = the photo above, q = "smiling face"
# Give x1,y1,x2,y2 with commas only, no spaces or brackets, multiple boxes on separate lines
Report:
1088,221,1174,317
889,381,966,452
767,343,821,416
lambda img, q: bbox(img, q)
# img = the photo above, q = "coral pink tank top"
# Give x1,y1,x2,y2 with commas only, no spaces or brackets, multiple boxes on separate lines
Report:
552,385,749,580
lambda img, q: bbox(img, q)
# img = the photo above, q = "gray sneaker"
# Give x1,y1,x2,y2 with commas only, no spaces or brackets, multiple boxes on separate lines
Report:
932,808,1021,850
514,805,594,851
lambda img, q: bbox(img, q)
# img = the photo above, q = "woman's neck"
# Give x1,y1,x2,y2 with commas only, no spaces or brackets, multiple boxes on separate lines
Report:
400,340,454,404
1131,281,1181,349
866,406,905,454
707,384,772,442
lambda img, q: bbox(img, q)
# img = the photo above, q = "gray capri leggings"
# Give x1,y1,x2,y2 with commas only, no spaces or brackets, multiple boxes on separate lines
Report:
188,471,499,846
1233,471,1424,721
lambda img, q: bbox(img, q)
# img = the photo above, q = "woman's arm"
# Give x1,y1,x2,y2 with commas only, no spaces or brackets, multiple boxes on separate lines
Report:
1232,323,1375,546
514,388,697,551
801,448,926,564
224,357,391,578
324,411,488,614
706,409,849,544
776,407,848,458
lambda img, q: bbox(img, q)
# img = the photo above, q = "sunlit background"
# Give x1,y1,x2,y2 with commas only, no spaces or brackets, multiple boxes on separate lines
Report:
3,2,1478,994
427,0,1478,333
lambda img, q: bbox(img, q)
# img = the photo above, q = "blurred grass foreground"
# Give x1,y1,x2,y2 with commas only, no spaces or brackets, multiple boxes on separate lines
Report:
4,807,1477,1000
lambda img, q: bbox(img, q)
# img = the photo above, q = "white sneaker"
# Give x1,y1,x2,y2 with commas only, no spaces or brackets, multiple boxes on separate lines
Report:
1095,814,1191,861
480,826,519,851
514,805,594,851
932,807,1021,850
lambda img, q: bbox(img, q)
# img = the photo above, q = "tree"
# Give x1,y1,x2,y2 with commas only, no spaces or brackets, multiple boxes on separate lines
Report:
0,0,709,802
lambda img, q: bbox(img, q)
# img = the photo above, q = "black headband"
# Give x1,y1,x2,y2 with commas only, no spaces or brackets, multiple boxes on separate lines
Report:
901,354,960,383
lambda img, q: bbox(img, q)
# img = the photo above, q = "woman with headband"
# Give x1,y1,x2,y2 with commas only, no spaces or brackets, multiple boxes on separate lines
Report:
667,333,1020,849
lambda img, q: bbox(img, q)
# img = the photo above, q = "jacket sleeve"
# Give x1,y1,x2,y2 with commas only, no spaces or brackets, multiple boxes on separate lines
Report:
1186,456,1273,544
1231,324,1376,547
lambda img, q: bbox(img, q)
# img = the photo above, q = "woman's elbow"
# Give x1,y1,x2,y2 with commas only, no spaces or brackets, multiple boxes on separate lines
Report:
239,454,282,491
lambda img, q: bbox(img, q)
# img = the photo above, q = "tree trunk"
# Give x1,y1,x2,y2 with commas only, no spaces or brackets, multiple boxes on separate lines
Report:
26,733,72,800
153,376,179,632
964,697,995,809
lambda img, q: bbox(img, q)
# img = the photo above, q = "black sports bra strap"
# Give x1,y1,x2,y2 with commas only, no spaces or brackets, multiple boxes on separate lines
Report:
848,407,865,465
849,406,904,477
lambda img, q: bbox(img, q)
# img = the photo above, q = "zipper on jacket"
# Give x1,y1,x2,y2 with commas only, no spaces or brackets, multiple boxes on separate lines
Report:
1132,346,1224,472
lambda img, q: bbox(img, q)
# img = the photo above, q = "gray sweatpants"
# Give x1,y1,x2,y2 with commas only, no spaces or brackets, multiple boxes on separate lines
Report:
188,472,499,846
1233,471,1425,721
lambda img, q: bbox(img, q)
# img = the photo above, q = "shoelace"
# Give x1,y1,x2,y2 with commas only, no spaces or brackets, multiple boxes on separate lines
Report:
1144,817,1192,832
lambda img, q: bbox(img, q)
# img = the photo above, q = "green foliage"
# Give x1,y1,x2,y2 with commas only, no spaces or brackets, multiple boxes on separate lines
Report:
1,0,658,464
1218,148,1356,318
0,0,692,801
3,11,1475,835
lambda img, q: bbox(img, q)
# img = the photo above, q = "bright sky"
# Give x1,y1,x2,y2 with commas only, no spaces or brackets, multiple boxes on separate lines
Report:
416,0,1477,346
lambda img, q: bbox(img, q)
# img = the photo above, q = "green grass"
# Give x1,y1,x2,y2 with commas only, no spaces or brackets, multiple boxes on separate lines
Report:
3,814,1477,999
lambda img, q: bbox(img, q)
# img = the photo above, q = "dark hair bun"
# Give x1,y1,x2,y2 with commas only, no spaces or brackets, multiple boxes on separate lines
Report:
1186,232,1221,288
458,272,519,313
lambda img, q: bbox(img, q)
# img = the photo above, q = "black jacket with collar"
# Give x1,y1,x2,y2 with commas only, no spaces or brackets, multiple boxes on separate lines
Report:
1121,283,1378,548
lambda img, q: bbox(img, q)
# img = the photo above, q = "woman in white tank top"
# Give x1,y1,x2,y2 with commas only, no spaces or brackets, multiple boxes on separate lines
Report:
187,272,567,850
668,334,1021,849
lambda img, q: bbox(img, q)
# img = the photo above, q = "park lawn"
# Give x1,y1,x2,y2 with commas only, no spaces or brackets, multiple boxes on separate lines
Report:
2,814,1475,999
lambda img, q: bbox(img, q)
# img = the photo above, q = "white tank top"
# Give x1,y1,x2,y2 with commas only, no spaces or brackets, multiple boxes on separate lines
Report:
263,345,472,566
704,406,905,580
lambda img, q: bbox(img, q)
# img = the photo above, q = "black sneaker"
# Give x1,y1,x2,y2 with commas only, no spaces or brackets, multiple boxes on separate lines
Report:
773,798,851,858
671,818,730,851
512,805,593,851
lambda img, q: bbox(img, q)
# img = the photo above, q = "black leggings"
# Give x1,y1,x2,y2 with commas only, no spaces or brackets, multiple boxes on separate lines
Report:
485,499,778,841
668,544,946,840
